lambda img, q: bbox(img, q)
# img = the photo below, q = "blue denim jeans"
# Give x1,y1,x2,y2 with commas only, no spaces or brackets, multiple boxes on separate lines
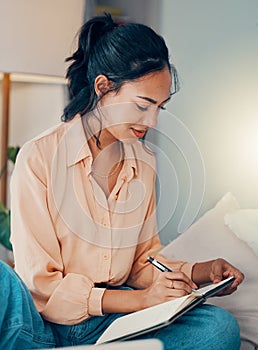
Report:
0,260,241,349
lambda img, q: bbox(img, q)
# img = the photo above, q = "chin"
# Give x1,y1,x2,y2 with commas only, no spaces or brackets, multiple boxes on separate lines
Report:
120,137,138,144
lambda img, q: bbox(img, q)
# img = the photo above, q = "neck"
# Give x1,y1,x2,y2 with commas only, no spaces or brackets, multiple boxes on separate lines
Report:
88,129,119,159
87,130,123,176
82,112,117,154
82,112,124,180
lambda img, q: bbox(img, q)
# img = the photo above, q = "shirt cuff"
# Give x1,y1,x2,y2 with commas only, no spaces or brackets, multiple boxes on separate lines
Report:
88,287,106,316
181,262,195,279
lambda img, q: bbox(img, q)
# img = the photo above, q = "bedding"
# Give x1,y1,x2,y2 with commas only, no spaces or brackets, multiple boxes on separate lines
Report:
225,209,258,256
161,193,258,349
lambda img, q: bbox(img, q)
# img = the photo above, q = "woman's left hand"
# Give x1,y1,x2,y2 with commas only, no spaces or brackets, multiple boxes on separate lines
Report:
209,258,244,296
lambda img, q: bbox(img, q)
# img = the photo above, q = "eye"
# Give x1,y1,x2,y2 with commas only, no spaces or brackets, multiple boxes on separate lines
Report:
158,103,167,111
136,104,149,112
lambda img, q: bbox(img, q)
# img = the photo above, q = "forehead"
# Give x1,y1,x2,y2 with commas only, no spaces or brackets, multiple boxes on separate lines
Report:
119,68,172,100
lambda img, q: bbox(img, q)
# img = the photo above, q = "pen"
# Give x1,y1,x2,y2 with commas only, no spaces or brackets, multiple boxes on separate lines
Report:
147,256,198,292
147,256,172,272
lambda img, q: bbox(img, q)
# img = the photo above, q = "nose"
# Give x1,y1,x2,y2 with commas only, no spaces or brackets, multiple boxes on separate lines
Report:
140,108,159,128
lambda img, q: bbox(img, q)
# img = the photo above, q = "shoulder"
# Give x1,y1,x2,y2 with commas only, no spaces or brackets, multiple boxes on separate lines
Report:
17,117,79,162
16,122,61,162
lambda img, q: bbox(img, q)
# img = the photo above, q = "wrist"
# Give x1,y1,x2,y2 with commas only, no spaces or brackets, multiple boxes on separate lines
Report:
129,289,148,311
192,260,215,286
102,288,147,314
139,288,151,310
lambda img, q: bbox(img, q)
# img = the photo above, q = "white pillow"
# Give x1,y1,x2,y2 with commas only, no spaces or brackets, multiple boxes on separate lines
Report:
160,192,258,348
225,209,258,256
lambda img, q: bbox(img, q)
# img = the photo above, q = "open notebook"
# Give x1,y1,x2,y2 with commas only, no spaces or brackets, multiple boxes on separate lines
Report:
45,339,163,350
96,276,235,345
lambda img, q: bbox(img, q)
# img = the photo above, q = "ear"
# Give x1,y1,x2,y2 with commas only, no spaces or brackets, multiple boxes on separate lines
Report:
94,75,112,96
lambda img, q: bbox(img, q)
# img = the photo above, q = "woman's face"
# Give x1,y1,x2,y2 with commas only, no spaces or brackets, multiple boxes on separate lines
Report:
95,67,172,144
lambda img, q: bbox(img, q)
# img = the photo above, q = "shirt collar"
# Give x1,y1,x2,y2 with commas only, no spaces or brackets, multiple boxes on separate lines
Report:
64,115,138,179
65,115,92,168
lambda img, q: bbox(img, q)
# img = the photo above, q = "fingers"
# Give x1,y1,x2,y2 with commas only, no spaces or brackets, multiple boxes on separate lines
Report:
163,271,198,296
168,279,193,295
210,259,245,293
147,271,198,305
217,285,238,296
222,269,244,289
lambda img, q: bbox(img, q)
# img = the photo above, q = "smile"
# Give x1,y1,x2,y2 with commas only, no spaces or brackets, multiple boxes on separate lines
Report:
131,128,147,138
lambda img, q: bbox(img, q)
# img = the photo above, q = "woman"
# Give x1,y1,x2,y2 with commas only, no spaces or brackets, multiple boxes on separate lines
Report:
1,13,243,349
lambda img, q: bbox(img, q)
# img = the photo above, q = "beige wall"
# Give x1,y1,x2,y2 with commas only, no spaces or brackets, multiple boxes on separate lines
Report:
157,0,258,243
0,0,84,260
0,0,84,76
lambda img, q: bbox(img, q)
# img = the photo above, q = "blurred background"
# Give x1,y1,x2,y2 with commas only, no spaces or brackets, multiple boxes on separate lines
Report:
0,0,257,261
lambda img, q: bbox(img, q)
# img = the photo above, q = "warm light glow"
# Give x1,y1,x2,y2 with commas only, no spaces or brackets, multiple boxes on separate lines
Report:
238,132,258,166
254,138,258,158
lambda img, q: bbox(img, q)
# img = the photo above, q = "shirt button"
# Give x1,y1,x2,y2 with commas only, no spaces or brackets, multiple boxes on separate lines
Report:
103,255,109,260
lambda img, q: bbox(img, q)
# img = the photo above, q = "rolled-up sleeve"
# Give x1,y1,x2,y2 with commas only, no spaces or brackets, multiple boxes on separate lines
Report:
88,288,106,316
10,141,99,324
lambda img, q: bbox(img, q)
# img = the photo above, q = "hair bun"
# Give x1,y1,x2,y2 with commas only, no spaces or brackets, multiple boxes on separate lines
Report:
83,13,118,53
88,12,118,41
65,13,117,99
100,12,117,32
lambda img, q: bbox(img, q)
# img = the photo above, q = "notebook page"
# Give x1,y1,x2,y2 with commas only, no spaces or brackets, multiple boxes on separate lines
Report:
96,295,190,344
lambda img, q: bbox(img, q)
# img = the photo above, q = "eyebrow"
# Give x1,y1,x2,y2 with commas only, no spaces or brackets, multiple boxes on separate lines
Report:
136,93,172,105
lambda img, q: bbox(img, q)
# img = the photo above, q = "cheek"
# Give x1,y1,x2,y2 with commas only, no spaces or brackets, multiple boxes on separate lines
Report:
102,103,141,127
108,123,131,138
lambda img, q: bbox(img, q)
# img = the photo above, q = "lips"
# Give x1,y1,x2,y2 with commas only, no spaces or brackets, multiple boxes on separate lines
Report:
131,128,146,138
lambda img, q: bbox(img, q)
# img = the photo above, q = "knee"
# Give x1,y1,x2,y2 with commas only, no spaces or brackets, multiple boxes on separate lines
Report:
0,260,28,306
0,260,16,287
206,305,241,349
0,260,12,274
0,260,22,288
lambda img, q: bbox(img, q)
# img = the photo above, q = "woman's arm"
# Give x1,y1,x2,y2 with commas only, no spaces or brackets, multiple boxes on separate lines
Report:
102,269,197,313
192,258,244,294
10,141,101,324
102,258,245,314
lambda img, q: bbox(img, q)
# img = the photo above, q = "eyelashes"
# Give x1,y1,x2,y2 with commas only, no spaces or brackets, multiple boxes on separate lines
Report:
136,104,167,112
136,104,148,112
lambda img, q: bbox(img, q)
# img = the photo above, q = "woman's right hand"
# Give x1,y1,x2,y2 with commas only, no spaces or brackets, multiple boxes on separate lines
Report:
102,272,198,314
142,271,198,309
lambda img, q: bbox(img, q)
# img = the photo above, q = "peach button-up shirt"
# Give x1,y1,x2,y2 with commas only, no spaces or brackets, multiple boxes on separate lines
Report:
10,115,193,325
